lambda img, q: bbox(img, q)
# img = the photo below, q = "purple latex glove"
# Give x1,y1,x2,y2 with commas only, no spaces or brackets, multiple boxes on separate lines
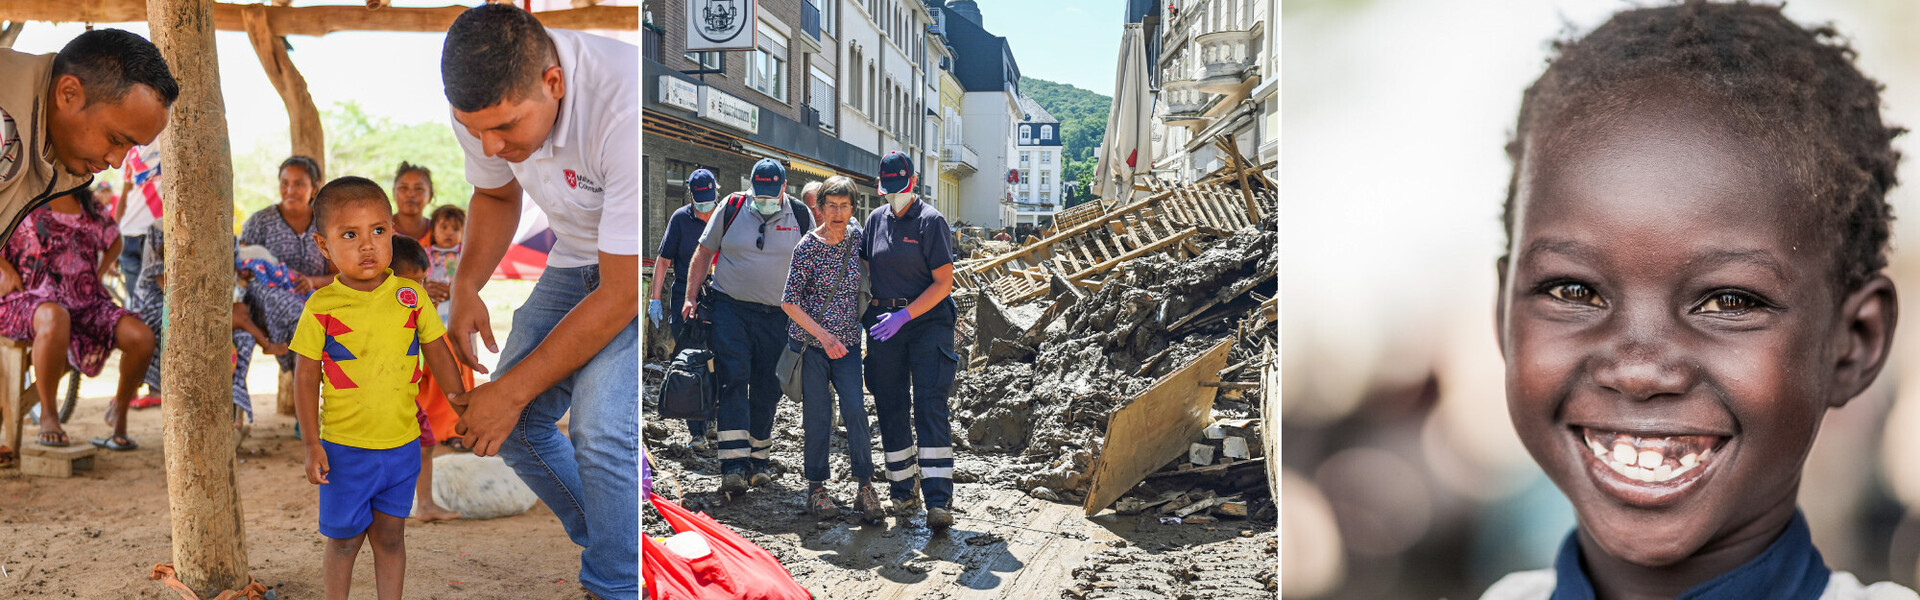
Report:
642,447,653,498
869,308,914,341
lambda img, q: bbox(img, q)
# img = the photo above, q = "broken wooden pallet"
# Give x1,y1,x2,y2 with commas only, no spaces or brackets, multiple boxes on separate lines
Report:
954,180,1266,307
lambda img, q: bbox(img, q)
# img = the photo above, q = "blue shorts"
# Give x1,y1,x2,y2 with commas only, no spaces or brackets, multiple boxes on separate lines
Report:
318,439,420,539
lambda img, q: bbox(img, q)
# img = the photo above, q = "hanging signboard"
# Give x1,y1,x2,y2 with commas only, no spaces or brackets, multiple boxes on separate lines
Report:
687,0,758,52
699,86,760,134
659,76,699,111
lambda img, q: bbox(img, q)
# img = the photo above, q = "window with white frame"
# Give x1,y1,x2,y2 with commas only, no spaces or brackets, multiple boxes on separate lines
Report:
1041,171,1050,186
821,0,836,37
1019,151,1030,166
810,65,836,131
848,49,862,113
1041,191,1051,204
749,24,789,103
684,50,721,71
1020,169,1031,186
1019,125,1031,143
1041,151,1051,164
1041,124,1053,140
1020,191,1030,204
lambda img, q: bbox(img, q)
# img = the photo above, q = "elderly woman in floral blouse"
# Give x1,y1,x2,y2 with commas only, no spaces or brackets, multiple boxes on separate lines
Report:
779,175,881,523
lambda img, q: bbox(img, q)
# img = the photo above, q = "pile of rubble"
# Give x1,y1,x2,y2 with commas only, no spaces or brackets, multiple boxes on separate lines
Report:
948,150,1277,520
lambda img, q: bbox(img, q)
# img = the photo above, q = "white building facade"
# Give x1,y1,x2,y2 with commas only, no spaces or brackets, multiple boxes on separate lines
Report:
1153,0,1269,183
1013,95,1063,229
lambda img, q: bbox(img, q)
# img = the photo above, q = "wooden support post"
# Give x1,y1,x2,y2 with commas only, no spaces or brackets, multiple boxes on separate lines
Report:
0,21,24,48
1215,136,1262,222
0,338,29,464
149,0,251,594
241,4,324,171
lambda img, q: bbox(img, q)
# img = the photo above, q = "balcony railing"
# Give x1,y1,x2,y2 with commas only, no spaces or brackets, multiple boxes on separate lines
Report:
1195,29,1256,93
1163,79,1209,122
643,25,663,62
802,1,822,42
942,143,979,176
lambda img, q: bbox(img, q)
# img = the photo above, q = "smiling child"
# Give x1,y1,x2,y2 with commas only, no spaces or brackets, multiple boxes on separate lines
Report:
1482,2,1917,599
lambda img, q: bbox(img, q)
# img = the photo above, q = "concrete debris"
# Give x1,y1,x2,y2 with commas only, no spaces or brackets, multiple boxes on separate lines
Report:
952,226,1275,509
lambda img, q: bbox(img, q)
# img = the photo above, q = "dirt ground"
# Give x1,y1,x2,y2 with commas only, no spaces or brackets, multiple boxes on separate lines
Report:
0,280,599,599
642,382,1278,600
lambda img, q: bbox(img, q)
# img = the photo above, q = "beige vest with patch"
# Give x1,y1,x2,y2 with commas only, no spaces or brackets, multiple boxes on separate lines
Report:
0,49,93,245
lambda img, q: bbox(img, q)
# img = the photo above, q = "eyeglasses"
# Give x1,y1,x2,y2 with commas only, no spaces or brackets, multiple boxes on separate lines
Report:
757,221,767,250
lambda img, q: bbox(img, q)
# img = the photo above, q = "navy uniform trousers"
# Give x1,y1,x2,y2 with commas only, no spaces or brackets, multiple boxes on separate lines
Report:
862,300,959,507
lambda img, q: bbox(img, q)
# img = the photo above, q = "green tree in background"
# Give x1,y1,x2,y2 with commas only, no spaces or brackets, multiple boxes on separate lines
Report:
1019,77,1112,163
1021,77,1114,200
233,102,474,216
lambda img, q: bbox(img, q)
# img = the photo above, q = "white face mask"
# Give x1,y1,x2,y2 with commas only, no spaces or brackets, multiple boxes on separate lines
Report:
692,200,716,213
753,197,782,215
887,192,914,213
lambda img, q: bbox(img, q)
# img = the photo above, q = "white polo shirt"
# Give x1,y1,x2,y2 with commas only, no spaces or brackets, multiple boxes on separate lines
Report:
453,28,639,268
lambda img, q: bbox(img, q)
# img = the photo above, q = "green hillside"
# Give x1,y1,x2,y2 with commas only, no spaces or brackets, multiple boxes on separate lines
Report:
1020,77,1110,202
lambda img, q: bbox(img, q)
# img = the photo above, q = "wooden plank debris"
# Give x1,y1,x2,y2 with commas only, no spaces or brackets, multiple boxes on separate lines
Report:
1083,338,1235,515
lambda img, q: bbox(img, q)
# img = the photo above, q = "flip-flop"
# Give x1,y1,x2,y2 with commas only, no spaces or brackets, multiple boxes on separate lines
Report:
90,435,137,451
130,395,161,409
37,429,70,447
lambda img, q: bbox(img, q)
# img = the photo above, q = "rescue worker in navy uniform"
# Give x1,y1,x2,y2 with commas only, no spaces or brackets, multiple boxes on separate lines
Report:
860,151,960,530
648,168,721,449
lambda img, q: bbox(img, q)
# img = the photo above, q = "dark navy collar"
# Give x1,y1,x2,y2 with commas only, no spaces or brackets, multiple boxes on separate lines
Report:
1551,511,1829,600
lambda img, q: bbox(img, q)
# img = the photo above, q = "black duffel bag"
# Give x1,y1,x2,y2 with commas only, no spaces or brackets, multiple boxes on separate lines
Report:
658,347,715,421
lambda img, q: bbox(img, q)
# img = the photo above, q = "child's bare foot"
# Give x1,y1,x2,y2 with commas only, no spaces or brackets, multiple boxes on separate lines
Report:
413,504,460,523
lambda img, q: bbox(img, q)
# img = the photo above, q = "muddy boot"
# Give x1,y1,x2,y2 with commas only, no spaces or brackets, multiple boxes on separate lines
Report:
689,437,710,452
807,482,841,519
719,473,748,496
855,483,885,524
891,495,922,519
750,467,773,487
928,507,954,530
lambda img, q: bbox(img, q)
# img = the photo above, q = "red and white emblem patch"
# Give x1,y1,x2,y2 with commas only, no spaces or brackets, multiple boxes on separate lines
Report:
397,287,419,309
564,169,578,189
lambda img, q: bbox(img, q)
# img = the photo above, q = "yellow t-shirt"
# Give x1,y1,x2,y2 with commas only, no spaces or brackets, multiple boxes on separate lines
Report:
290,271,446,449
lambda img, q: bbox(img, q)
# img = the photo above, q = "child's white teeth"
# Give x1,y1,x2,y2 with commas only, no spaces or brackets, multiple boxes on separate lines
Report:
1637,450,1662,468
1586,430,1718,484
1612,443,1635,465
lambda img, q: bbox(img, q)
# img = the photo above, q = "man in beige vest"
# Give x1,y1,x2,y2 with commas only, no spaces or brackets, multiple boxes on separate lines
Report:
0,29,176,243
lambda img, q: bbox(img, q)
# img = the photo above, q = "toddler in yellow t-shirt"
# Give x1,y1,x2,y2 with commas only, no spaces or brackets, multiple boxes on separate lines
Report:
290,177,465,600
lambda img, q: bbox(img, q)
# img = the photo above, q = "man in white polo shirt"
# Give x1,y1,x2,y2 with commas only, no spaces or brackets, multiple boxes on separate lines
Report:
438,5,638,599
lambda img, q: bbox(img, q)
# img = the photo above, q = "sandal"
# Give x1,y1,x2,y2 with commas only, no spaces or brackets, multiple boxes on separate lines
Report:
0,445,14,468
130,395,160,409
37,429,70,447
90,435,137,451
444,437,470,453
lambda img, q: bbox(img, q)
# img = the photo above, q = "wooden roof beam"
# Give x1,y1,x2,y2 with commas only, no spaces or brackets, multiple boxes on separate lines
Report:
0,2,638,36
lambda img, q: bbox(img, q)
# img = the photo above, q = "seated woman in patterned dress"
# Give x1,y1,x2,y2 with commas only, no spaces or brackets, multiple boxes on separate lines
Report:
238,156,334,374
135,223,294,424
0,188,154,454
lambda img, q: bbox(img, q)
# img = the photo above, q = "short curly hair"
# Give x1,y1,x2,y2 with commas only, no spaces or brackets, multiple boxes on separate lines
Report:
1504,0,1902,291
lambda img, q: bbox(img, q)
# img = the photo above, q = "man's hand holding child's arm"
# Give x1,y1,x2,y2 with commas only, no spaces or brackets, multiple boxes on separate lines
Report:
295,354,328,485
422,339,467,418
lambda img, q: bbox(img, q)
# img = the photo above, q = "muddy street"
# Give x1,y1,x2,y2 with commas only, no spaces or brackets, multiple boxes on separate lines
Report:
642,391,1277,599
